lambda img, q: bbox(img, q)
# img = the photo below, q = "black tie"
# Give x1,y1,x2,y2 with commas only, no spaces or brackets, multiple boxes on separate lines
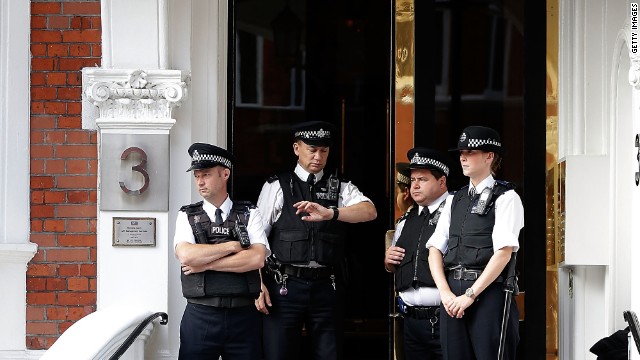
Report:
307,174,316,200
421,207,430,217
469,187,476,197
214,208,223,225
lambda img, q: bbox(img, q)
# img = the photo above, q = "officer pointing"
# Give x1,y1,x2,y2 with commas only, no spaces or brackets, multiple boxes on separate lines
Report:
256,121,377,360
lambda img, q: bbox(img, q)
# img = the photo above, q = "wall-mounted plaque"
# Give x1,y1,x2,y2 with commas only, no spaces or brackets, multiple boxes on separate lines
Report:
113,217,156,246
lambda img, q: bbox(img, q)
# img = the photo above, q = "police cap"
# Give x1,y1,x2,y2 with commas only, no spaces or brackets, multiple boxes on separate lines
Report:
449,126,504,155
407,147,450,177
186,142,236,172
395,162,410,186
293,121,334,147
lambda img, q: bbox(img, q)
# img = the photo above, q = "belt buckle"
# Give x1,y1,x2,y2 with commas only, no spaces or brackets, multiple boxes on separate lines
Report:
466,271,479,281
220,297,232,308
453,268,463,280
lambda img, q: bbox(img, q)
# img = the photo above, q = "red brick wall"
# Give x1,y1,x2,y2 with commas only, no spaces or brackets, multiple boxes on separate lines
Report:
28,0,101,350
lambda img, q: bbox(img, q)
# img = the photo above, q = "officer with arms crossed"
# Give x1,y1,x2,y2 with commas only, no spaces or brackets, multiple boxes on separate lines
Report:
173,143,269,360
427,126,523,360
385,148,450,360
255,121,377,360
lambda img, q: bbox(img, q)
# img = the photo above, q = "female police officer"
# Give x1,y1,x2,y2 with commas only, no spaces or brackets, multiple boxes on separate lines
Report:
426,126,524,360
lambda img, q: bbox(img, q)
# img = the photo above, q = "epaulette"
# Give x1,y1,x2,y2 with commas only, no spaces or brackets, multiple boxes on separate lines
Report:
267,174,279,184
179,201,203,213
495,180,516,190
396,210,411,224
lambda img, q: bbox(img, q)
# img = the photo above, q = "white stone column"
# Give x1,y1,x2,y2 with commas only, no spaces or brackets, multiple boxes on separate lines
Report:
0,0,38,356
629,27,640,360
83,68,188,358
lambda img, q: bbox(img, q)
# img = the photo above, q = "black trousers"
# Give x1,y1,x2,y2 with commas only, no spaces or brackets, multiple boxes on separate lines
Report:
403,314,442,360
262,274,343,360
178,303,261,360
440,277,519,360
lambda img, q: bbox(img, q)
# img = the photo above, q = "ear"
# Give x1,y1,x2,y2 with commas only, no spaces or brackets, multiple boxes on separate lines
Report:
402,187,410,201
222,167,231,179
293,142,300,156
486,151,495,161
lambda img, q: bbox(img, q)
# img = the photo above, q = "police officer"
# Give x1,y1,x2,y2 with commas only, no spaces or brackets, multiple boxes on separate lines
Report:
385,148,450,360
255,121,377,360
426,126,524,360
395,162,414,215
173,143,270,360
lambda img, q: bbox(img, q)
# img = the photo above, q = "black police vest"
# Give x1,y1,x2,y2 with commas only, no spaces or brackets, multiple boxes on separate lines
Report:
179,201,261,298
268,171,346,265
394,206,440,291
443,181,514,270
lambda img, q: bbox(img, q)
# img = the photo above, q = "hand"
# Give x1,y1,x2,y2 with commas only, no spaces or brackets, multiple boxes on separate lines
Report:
255,282,272,314
384,246,405,270
293,201,332,221
445,294,475,318
181,263,207,275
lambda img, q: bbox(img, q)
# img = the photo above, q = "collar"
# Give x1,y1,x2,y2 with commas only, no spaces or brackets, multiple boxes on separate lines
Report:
294,163,324,183
202,195,233,220
417,191,449,215
469,175,495,195
427,191,449,213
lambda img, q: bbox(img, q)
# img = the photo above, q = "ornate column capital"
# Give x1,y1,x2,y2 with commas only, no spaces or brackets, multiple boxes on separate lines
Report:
83,68,190,130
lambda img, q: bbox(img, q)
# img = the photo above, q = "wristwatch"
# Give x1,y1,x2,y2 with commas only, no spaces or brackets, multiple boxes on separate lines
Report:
328,206,340,221
465,287,476,299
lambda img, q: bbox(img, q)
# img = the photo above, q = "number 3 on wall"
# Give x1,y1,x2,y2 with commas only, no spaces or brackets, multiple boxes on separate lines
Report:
119,147,150,195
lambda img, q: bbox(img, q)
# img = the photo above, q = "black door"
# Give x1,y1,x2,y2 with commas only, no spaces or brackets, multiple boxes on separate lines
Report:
228,1,392,359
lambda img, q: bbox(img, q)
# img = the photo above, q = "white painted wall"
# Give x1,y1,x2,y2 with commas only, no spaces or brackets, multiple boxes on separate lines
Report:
0,0,38,357
89,0,230,358
558,0,639,358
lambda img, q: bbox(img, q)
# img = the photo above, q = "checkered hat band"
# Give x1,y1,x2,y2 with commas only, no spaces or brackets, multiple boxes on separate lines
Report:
396,172,410,185
466,138,501,149
411,155,449,176
192,153,231,168
295,129,331,139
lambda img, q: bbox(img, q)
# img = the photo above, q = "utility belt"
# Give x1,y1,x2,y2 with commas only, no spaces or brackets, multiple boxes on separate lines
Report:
187,296,254,308
264,260,337,296
276,263,335,280
397,297,439,339
447,265,503,283
401,304,440,320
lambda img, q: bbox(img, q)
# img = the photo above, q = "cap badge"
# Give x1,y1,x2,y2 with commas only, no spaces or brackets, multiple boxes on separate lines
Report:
459,132,467,143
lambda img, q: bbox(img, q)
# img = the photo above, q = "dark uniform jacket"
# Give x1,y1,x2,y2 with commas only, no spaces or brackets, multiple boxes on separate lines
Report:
179,201,261,298
443,181,514,270
268,171,346,266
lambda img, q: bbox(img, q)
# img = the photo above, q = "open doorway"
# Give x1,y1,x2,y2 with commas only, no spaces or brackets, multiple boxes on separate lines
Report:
228,1,392,358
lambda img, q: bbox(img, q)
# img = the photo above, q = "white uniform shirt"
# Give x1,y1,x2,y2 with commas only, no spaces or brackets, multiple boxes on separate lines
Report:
392,191,449,307
426,175,524,255
256,164,373,237
173,195,271,255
